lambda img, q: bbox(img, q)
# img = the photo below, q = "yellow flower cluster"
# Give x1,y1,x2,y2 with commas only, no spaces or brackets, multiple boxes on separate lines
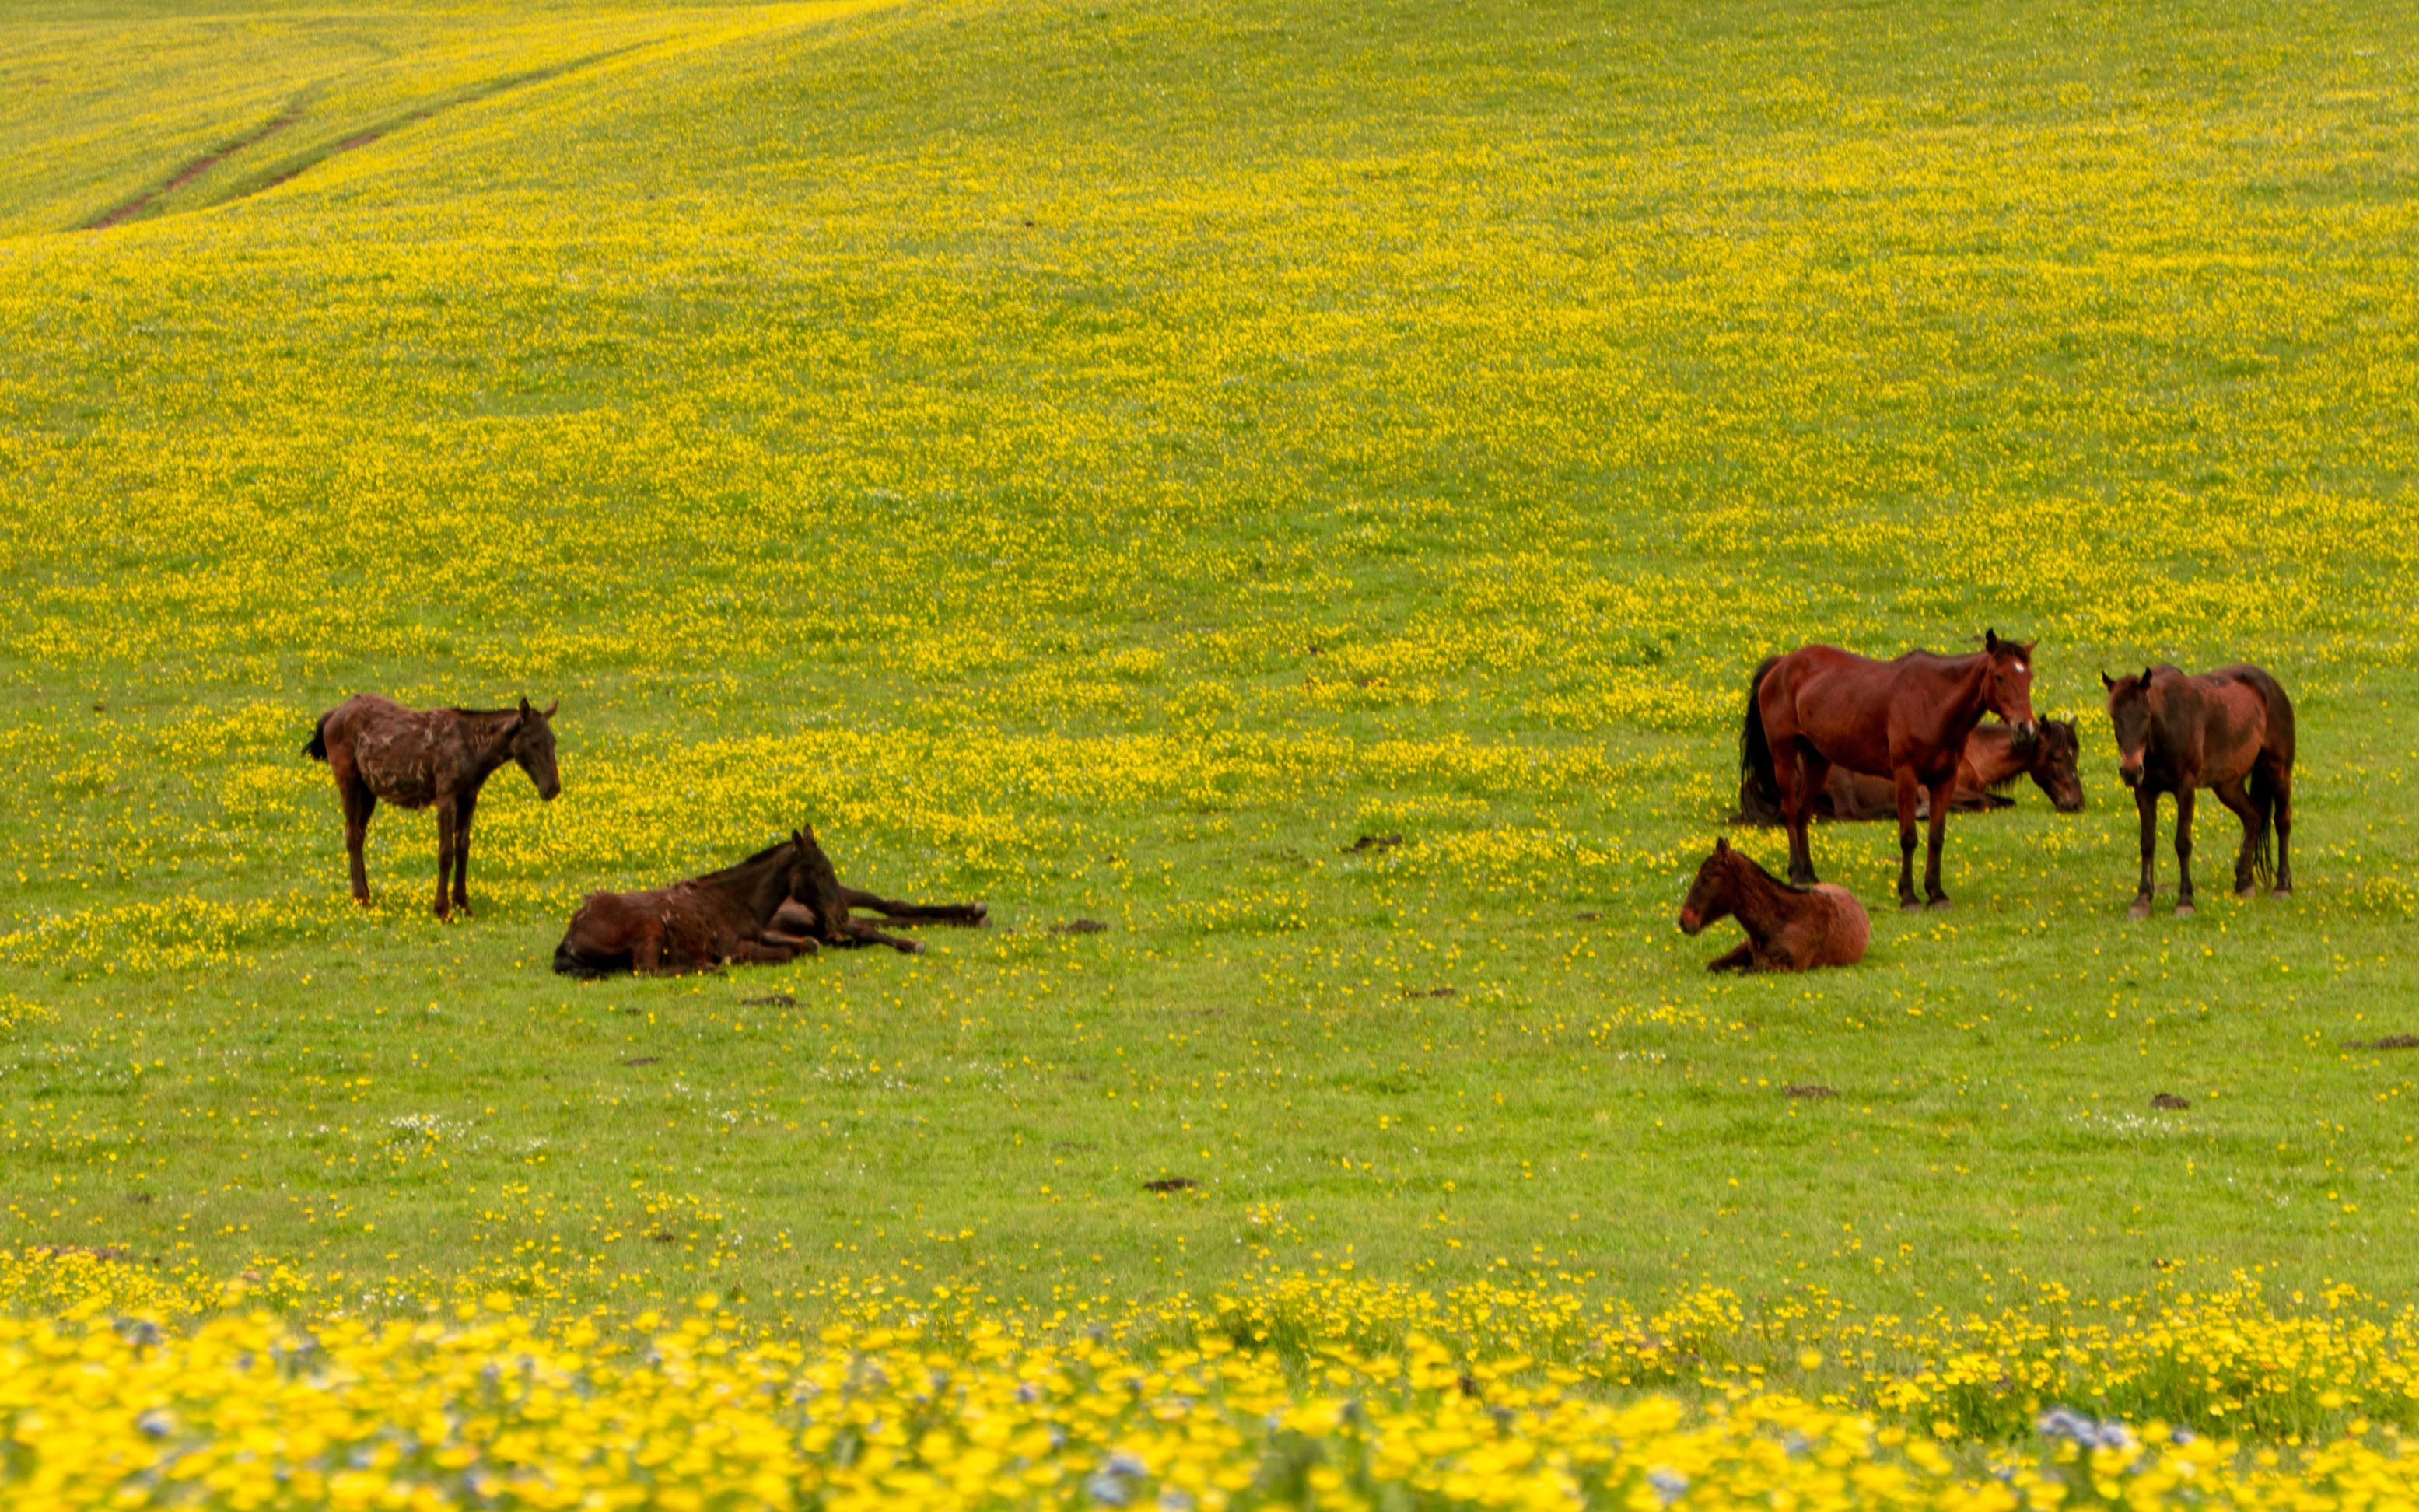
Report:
3,1251,2416,1510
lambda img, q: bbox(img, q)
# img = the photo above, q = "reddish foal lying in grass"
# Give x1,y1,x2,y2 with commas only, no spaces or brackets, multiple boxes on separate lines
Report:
1678,838,1868,972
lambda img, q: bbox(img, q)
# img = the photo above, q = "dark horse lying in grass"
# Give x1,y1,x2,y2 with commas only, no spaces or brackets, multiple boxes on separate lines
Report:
306,694,561,919
1679,838,1868,971
2102,664,2295,918
552,826,986,978
1742,631,2038,910
1736,719,2084,824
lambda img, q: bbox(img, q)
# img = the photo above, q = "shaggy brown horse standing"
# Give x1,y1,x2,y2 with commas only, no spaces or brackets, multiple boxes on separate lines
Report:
2102,664,2295,918
1678,838,1868,971
1741,631,2038,910
1739,719,2085,823
306,694,561,919
553,829,828,978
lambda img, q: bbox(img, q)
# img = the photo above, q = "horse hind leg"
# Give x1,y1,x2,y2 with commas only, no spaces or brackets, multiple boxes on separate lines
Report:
1892,767,1923,912
1921,772,1954,908
450,788,479,915
1780,744,1827,886
2211,779,2263,896
845,919,926,954
2172,786,2198,916
2264,761,2293,895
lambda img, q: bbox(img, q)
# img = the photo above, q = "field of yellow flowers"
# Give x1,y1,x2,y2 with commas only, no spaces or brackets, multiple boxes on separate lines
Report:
4,0,2419,1498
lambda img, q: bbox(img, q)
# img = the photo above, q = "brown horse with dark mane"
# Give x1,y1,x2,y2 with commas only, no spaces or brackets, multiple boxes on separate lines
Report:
554,829,829,978
552,825,988,977
2102,664,2295,918
1738,719,2084,824
1741,631,2038,910
306,694,561,919
1678,837,1868,971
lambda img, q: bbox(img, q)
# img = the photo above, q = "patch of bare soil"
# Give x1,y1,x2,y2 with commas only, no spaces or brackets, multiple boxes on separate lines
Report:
2151,1092,2190,1110
2349,1034,2419,1051
1785,1084,1836,1100
1142,1177,1197,1193
87,114,296,229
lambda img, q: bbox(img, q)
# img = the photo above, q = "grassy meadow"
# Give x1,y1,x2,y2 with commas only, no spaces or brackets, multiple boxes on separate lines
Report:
4,0,2418,1348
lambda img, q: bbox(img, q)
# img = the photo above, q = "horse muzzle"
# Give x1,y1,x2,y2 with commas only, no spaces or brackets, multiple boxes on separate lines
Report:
1678,908,1703,936
2117,759,2142,789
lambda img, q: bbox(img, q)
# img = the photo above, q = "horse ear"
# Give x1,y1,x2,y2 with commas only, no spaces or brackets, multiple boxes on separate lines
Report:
2100,670,2116,690
1984,628,2001,651
542,698,559,719
1715,835,1730,853
793,829,807,849
2141,665,2155,684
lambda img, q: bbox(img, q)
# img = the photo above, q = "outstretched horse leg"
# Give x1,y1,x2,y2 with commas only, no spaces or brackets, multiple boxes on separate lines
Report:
339,772,377,905
450,787,479,916
727,939,807,965
839,887,987,925
843,919,926,954
2211,778,2262,897
2129,787,2159,919
2270,764,2294,895
2172,786,2197,916
432,800,457,921
1922,772,1955,908
1892,766,1923,912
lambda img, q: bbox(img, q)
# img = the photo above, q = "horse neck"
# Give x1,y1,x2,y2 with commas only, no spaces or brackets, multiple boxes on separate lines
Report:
1963,724,2022,785
1722,858,1794,940
457,710,520,779
730,852,796,926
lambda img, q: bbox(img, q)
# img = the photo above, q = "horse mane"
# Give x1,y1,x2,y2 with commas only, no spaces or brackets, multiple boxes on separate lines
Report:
1723,844,1815,896
698,838,796,884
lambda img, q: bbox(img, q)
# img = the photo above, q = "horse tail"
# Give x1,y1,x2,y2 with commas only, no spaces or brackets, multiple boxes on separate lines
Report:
2244,667,2295,890
1737,656,1784,823
303,713,330,762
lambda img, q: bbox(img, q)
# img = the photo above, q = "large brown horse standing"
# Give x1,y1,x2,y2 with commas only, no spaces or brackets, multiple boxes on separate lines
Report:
2102,664,2295,918
1741,632,2039,910
306,694,561,919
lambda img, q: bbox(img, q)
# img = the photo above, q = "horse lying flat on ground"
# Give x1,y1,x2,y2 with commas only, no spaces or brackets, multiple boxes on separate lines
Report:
1741,630,2039,910
1736,719,2085,824
306,694,561,919
552,826,987,977
2102,664,2295,919
1678,837,1868,971
555,829,828,978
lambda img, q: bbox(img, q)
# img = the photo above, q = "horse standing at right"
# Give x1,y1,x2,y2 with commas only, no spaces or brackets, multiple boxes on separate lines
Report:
2101,664,2295,918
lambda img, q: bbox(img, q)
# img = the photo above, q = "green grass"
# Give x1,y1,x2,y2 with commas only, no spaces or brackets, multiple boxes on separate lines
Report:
1,0,2415,1318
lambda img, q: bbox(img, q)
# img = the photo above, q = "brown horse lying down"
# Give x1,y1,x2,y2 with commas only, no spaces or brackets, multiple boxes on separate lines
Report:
2102,663,2295,918
1736,720,2085,824
1678,838,1868,971
554,830,830,978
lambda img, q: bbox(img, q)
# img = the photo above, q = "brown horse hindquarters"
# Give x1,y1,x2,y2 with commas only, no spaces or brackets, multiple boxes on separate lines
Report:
1808,884,1869,967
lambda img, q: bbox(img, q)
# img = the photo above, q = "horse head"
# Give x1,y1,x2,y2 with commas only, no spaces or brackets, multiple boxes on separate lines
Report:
2101,667,2156,787
507,698,562,800
2025,717,2085,811
1981,629,2039,748
1678,837,1739,936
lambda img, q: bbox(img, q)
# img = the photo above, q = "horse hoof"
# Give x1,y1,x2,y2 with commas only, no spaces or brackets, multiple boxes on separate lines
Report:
2176,903,2195,918
2273,885,2293,898
1927,897,1951,911
1899,898,1923,914
2127,899,2152,921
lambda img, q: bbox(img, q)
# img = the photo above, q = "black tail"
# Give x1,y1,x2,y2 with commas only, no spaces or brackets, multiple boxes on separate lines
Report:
2242,666,2295,889
1736,656,1784,824
303,714,330,761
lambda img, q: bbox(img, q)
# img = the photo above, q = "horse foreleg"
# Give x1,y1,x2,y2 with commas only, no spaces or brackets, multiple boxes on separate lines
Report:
2130,787,2159,919
761,929,821,955
1705,940,1756,972
2212,779,2262,896
1892,767,1922,912
1780,744,1826,885
840,887,988,926
341,776,376,905
2172,786,2197,916
450,787,479,915
844,919,926,954
1922,772,1954,908
432,802,457,921
726,939,805,964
